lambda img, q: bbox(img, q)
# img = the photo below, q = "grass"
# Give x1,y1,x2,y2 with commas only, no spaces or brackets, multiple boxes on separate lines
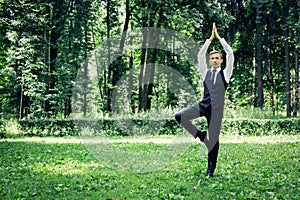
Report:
0,135,299,199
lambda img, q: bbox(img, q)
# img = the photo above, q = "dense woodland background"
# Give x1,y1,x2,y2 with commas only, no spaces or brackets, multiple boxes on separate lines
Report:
0,0,299,121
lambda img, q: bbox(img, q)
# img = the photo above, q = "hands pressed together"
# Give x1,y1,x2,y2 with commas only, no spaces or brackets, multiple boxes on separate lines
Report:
209,23,221,41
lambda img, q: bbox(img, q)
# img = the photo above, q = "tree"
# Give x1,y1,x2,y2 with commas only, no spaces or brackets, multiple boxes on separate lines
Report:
1,0,300,119
292,1,300,117
283,0,291,117
255,0,264,108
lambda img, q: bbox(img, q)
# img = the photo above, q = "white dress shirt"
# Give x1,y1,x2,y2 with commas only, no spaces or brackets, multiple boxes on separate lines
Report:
197,38,234,83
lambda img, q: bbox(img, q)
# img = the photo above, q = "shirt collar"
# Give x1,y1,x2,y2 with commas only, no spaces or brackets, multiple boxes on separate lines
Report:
211,67,221,73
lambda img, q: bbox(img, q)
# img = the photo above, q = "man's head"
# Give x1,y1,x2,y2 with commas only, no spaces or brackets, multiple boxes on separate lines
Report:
209,50,223,69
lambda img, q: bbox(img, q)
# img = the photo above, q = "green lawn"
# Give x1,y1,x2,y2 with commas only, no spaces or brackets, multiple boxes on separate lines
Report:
0,135,299,199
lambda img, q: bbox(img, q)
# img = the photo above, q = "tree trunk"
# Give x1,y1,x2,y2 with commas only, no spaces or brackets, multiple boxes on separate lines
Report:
146,6,163,110
269,51,275,115
267,17,275,115
64,97,71,118
106,0,112,112
144,4,155,111
64,5,73,118
293,3,299,117
256,4,264,108
129,51,135,113
294,48,299,117
118,0,130,58
111,0,130,89
284,0,291,117
91,26,103,100
44,3,51,117
138,0,148,112
19,75,24,120
45,0,63,117
83,58,88,117
83,29,89,117
49,11,59,116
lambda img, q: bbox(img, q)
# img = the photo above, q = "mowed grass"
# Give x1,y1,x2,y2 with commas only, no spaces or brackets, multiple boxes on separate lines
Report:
0,135,299,200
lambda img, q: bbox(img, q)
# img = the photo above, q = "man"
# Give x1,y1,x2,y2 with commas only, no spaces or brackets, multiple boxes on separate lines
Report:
175,23,234,178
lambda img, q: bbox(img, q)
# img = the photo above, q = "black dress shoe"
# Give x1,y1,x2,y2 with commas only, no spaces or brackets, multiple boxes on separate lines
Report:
196,130,207,142
206,172,214,178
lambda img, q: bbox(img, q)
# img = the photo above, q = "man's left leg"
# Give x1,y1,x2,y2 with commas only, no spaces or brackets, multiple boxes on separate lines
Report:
174,104,207,140
206,141,219,178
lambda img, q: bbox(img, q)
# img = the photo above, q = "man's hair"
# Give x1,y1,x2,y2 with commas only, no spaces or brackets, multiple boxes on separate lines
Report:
209,50,223,59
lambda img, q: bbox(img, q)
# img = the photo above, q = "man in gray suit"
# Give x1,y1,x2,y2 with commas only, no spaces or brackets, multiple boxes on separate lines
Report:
175,23,234,178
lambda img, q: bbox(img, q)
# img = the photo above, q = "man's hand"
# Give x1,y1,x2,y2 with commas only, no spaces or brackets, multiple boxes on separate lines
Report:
209,23,215,41
209,23,222,41
214,24,221,40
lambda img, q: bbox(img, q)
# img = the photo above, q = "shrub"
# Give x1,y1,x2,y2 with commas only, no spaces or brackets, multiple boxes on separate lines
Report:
15,117,300,137
18,119,78,137
0,120,6,138
222,118,300,135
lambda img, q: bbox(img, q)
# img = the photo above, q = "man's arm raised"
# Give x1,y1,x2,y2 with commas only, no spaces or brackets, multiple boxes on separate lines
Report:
198,23,215,79
215,24,234,83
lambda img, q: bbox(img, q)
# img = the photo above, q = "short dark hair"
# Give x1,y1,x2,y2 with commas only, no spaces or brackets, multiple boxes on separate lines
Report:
209,50,223,59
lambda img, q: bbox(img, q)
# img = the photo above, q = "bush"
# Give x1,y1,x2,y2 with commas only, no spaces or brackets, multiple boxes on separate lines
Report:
18,119,78,137
15,117,300,137
222,118,300,135
18,118,180,137
0,120,6,138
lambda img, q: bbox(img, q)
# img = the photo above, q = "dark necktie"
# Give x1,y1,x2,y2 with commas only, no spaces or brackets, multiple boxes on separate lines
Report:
211,69,217,85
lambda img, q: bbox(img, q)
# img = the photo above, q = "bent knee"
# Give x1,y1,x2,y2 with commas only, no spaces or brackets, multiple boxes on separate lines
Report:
175,113,181,123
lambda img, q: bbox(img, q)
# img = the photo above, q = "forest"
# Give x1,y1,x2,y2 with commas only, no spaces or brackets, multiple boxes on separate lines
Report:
0,0,299,121
0,1,299,199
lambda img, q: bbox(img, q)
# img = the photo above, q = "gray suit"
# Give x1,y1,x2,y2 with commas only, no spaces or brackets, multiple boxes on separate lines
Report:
175,37,234,177
175,69,227,176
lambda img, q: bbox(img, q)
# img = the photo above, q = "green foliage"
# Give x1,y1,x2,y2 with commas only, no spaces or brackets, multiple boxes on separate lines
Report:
18,119,78,137
0,120,5,138
15,117,300,137
0,137,299,199
223,118,300,136
0,0,299,118
17,118,179,137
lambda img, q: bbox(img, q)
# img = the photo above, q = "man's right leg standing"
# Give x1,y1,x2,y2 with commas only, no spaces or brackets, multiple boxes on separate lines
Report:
204,108,223,178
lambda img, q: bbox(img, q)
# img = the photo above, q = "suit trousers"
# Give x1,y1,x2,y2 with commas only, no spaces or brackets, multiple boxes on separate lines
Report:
175,103,223,174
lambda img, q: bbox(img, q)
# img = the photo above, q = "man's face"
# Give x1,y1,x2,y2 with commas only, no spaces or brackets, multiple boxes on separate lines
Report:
209,53,223,68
